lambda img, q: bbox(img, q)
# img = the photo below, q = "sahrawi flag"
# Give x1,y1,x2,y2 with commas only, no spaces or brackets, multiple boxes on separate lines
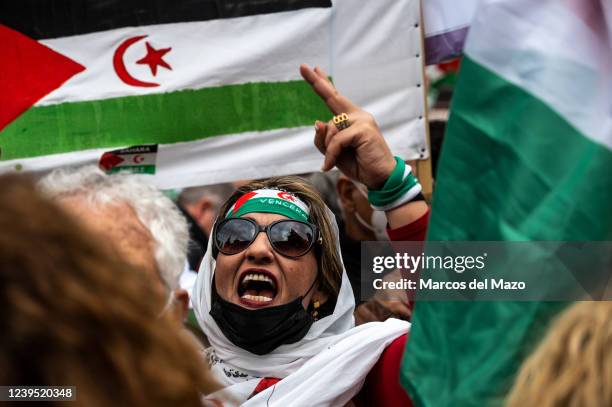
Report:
402,0,612,406
0,0,426,188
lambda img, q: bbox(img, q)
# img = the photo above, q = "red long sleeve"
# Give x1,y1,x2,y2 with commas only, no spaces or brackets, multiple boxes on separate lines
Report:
387,209,430,242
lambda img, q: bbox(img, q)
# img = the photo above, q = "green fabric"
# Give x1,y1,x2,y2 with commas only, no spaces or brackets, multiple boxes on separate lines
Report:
368,156,418,207
401,56,612,407
107,164,156,175
229,197,309,222
186,309,200,331
185,309,208,346
0,80,329,160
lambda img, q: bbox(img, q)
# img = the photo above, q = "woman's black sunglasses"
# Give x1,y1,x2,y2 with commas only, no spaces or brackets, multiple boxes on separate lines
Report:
214,218,320,258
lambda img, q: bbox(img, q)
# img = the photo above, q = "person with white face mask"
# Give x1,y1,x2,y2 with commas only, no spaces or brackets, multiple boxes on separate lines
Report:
336,175,426,324
336,174,389,305
356,206,391,242
337,176,391,242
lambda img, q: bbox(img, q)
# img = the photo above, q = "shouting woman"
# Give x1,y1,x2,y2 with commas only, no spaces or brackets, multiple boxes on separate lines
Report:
192,65,429,406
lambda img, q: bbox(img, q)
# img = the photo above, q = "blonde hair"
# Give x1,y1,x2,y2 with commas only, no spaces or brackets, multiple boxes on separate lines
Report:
0,174,219,406
216,176,343,298
506,301,612,407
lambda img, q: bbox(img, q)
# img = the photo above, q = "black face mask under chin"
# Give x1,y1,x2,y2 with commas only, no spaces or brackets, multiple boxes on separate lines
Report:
209,276,316,355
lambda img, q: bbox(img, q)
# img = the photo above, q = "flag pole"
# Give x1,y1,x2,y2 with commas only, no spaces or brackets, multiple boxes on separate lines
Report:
415,0,434,202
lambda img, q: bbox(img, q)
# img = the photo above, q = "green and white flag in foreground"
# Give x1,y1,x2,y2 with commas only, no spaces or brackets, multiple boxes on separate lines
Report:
402,0,612,406
0,0,426,188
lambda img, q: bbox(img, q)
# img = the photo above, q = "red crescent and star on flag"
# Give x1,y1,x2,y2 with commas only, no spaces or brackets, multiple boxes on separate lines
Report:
112,35,173,88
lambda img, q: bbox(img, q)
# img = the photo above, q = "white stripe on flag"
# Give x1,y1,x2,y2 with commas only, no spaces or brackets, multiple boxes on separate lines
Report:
38,8,331,106
465,0,612,149
423,0,478,37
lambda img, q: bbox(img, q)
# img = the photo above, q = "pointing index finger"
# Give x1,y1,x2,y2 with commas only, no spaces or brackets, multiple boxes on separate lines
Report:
300,64,359,115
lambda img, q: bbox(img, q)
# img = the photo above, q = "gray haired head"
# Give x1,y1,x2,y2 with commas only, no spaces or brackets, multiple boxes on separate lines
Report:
38,165,189,292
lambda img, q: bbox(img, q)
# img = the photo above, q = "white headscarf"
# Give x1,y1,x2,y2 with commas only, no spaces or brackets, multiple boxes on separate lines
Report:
193,205,409,406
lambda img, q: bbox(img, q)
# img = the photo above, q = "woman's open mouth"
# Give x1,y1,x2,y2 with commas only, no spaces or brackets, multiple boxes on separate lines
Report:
237,269,278,307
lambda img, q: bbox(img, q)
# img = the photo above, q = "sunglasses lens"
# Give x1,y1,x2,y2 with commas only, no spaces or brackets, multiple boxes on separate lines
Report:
215,219,257,255
269,221,316,257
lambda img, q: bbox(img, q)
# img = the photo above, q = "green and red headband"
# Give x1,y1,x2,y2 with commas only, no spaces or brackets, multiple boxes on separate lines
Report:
226,189,310,222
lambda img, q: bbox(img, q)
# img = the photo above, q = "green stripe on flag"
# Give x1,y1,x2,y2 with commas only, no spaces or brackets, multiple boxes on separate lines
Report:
428,57,612,242
401,56,612,407
0,80,329,160
107,165,156,175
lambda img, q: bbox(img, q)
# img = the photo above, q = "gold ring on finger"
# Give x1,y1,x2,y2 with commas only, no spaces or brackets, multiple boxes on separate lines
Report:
332,113,350,131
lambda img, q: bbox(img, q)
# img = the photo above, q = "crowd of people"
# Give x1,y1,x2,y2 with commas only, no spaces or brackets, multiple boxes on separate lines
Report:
1,64,609,406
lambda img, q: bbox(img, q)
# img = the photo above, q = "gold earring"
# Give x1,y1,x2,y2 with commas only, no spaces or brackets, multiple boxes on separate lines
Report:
312,300,320,320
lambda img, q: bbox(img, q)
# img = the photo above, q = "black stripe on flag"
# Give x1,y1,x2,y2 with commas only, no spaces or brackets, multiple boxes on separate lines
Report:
1,0,332,40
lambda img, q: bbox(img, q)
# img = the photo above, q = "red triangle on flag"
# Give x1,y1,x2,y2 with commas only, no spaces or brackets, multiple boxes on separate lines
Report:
99,152,125,171
0,24,85,132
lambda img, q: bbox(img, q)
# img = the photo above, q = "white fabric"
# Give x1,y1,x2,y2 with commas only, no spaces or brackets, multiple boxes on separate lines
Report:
1,0,427,187
465,0,612,150
38,9,330,105
423,0,478,37
352,181,390,241
193,207,409,406
179,262,198,309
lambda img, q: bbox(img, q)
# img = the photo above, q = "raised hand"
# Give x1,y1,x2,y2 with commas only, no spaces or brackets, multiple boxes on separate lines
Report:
300,64,396,190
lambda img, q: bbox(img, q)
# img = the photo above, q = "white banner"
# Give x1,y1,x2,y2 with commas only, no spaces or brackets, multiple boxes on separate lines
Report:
1,0,426,189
